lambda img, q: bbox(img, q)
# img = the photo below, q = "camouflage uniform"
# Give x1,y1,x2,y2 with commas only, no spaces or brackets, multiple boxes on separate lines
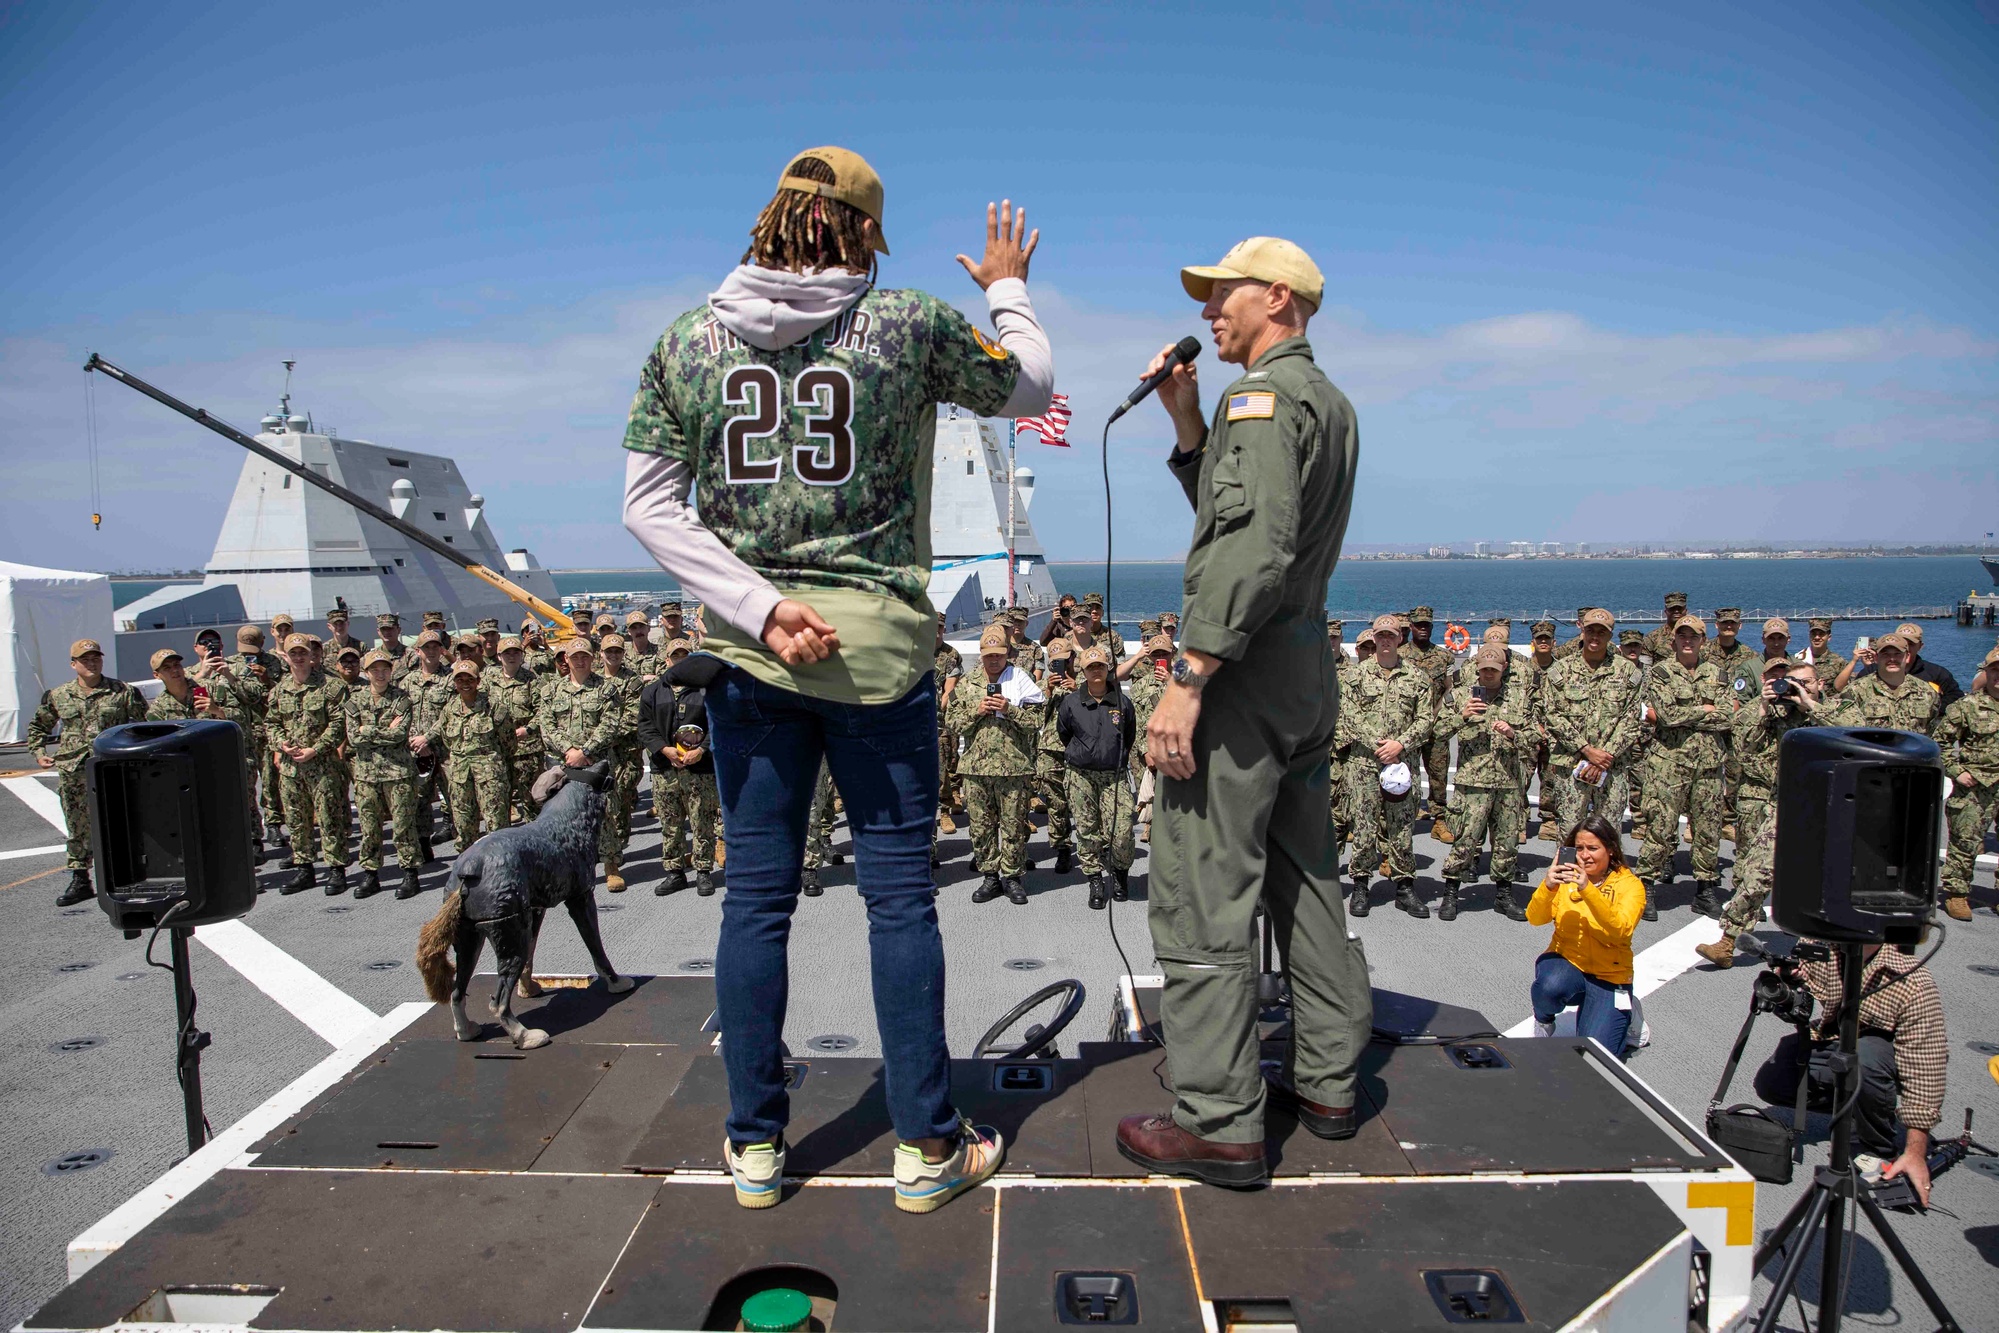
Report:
1620,630,1655,835
268,670,350,868
1126,658,1168,839
601,658,645,857
935,640,964,819
1634,657,1732,886
1398,614,1456,815
1326,637,1358,846
537,671,623,870
345,684,420,872
945,670,1043,880
1336,657,1432,885
1030,669,1075,862
1717,688,1822,937
30,674,149,871
1434,677,1530,886
405,663,456,844
1936,686,1999,907
801,761,840,870
438,689,515,845
1792,647,1850,696
484,658,546,819
1824,673,1941,737
149,666,265,830
655,713,721,876
228,644,285,828
1703,629,1760,821
1537,646,1643,842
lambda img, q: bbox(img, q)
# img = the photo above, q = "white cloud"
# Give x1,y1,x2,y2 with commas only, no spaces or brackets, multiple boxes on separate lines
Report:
1,284,1992,571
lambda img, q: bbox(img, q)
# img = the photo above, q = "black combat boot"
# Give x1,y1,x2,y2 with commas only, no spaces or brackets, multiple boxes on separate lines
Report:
1112,868,1130,901
1690,881,1720,919
664,868,688,894
396,868,422,900
695,870,716,897
1394,880,1429,918
1086,872,1107,911
281,862,317,896
353,868,381,900
800,867,822,898
1641,882,1659,922
972,872,1005,904
1003,876,1029,906
324,864,348,897
1492,882,1528,921
56,869,94,907
1438,881,1459,922
1347,880,1371,918
1054,847,1073,875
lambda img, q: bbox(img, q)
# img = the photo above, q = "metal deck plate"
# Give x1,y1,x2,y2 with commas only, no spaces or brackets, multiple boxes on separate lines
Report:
584,1180,994,1333
1182,1179,1685,1330
28,1168,658,1333
994,1185,1200,1332
398,972,716,1044
255,1040,626,1170
532,1045,699,1174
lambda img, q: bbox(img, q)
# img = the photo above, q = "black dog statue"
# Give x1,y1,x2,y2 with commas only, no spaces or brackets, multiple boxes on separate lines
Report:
416,762,632,1048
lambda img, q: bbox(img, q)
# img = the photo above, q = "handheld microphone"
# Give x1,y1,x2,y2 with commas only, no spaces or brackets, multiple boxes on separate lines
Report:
1107,336,1202,424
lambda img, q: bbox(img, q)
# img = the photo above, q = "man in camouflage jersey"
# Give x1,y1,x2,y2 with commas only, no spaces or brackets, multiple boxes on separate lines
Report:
30,640,148,906
1058,643,1136,907
374,613,418,681
1935,646,1999,921
438,661,515,850
521,620,557,677
1340,616,1433,918
538,640,626,887
1398,606,1457,837
1078,592,1125,660
947,625,1045,903
1538,608,1643,851
1695,658,1828,965
346,649,423,899
1435,643,1532,920
1634,616,1732,921
268,633,351,896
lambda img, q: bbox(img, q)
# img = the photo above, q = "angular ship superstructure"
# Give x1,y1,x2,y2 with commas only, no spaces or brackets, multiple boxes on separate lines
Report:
926,407,1061,634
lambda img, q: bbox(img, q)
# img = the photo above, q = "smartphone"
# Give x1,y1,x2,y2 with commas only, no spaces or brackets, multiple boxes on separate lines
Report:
1855,636,1870,653
1470,685,1487,704
986,682,1002,697
1556,845,1577,868
191,685,211,709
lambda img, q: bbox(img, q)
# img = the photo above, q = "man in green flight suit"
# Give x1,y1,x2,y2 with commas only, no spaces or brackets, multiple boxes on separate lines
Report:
1116,237,1372,1189
30,639,149,906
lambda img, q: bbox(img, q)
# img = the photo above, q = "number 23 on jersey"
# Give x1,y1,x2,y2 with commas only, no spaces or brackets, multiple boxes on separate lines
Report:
723,365,856,487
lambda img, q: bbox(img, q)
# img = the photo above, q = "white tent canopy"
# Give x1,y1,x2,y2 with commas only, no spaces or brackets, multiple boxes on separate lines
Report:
1,561,116,743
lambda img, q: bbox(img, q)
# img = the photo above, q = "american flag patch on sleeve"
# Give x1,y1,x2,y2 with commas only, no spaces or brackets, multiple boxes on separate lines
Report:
1226,391,1276,421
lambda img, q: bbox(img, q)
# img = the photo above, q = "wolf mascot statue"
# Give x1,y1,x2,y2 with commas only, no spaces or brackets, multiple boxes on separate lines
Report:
416,762,632,1048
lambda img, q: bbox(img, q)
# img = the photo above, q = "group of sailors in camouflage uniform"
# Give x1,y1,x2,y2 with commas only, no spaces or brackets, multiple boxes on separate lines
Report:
1319,593,1999,947
29,601,725,908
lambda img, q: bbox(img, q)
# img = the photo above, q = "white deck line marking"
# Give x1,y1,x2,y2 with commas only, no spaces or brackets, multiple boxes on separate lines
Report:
2,774,67,832
1501,914,1717,1038
66,1001,427,1281
0,843,65,861
194,919,378,1047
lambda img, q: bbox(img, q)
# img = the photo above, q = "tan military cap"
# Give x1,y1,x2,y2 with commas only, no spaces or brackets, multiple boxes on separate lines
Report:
1874,631,1912,653
1368,614,1401,640
1982,645,1999,668
1808,617,1833,632
1763,656,1799,677
148,648,182,671
659,601,684,616
665,638,694,656
1046,637,1075,660
336,644,361,660
1674,615,1708,637
416,629,447,647
1763,617,1790,639
452,633,480,649
235,625,264,644
560,638,596,659
1146,633,1175,655
1181,236,1324,310
1473,644,1508,669
979,626,1010,654
1530,620,1557,639
283,633,312,654
1580,608,1616,630
600,634,627,651
496,635,523,653
624,611,649,626
1482,626,1510,644
1896,622,1923,643
361,649,395,669
449,661,479,680
1078,643,1113,669
271,613,295,629
778,146,889,254
70,638,105,658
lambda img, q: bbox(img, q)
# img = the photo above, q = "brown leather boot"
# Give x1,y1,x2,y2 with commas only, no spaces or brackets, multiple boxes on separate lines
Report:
1693,935,1738,968
1943,896,1972,922
1115,1114,1269,1188
1431,818,1455,844
1262,1071,1358,1140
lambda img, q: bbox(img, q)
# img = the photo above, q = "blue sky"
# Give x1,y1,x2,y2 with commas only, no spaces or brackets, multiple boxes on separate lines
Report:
2,0,1994,569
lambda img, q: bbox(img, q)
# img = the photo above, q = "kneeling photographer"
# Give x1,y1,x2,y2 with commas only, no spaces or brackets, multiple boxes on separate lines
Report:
1752,941,1948,1206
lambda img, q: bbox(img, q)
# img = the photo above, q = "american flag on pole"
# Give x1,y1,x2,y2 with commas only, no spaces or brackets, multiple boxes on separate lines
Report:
1015,393,1071,447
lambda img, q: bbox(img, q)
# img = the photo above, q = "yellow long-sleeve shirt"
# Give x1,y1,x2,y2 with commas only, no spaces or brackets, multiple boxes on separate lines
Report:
1526,866,1644,984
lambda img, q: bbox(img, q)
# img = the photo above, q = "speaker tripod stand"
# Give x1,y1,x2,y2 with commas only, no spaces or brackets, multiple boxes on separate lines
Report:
1749,942,1959,1333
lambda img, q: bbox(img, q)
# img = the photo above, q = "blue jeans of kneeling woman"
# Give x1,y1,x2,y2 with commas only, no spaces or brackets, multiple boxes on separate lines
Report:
706,666,960,1148
1532,952,1632,1057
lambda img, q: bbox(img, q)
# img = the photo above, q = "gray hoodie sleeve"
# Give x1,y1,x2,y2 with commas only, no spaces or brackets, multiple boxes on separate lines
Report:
622,452,784,642
984,277,1054,417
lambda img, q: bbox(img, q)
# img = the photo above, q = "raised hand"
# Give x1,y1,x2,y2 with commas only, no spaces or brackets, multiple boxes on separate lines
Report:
956,200,1038,290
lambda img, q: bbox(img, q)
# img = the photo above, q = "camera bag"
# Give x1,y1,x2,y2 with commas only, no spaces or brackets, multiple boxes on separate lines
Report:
1706,1006,1808,1185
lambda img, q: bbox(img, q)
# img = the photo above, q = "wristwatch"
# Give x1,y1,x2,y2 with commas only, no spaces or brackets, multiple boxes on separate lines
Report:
1170,655,1212,692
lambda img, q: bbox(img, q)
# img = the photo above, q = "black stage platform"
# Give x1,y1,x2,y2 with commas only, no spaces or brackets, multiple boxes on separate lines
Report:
32,977,1741,1332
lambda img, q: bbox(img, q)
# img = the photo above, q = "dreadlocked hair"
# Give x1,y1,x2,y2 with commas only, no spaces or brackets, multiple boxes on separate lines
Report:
743,155,878,282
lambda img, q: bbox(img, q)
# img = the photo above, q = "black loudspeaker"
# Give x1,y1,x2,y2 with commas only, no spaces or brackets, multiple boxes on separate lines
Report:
1773,727,1943,947
87,720,257,931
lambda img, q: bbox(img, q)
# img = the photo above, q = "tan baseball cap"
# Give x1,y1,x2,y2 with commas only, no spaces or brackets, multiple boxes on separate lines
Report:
979,625,1010,655
561,638,596,659
1762,656,1798,677
1181,237,1324,310
1473,644,1507,669
449,661,479,680
1146,633,1175,655
1762,617,1790,639
149,648,182,671
1364,613,1399,641
624,611,649,626
778,146,889,254
283,633,312,654
665,638,693,656
70,638,104,658
271,613,295,629
416,629,446,647
235,625,264,645
1078,643,1113,669
1895,622,1923,643
1874,631,1911,654
496,635,523,653
1674,615,1707,637
361,649,395,669
1580,608,1616,630
1983,645,1999,668
600,634,627,652
336,644,361,661
1481,626,1510,644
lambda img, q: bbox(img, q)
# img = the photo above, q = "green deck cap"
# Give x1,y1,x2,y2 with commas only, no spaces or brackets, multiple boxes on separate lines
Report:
741,1287,812,1332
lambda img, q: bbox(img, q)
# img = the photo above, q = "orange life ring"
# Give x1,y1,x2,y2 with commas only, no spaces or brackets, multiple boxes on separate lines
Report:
1443,623,1471,652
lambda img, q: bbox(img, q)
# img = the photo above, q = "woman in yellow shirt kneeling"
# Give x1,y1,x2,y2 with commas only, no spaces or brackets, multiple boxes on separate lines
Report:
1528,815,1644,1057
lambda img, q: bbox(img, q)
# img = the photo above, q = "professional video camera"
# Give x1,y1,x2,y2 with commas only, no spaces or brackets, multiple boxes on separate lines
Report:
1747,938,1829,1028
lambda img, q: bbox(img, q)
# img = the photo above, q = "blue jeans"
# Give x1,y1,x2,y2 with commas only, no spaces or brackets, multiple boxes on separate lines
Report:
706,666,957,1147
1531,952,1631,1058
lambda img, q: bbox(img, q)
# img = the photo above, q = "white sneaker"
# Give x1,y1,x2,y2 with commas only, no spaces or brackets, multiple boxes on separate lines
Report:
893,1117,1005,1214
1534,1019,1556,1038
725,1137,785,1209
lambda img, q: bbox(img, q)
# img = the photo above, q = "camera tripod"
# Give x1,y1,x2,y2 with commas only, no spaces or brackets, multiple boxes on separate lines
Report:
1749,941,1959,1333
